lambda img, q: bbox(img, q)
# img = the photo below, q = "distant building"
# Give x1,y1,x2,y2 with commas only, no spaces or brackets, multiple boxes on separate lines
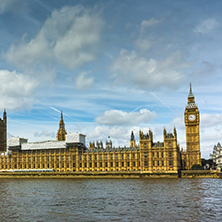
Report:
0,109,7,152
210,143,222,170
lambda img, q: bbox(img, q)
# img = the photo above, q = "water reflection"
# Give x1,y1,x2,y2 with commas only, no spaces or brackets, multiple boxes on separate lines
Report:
0,179,222,222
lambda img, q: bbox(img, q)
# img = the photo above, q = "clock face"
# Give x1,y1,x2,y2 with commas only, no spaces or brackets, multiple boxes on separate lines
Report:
188,114,196,121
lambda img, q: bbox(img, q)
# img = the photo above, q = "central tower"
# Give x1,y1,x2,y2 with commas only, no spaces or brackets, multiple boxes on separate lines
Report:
184,84,201,169
57,111,67,141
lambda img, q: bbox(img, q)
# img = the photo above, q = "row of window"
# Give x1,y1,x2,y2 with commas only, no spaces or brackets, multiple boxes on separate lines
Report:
1,156,70,162
1,162,137,169
78,153,139,160
14,149,141,156
1,160,175,170
0,152,174,163
144,152,173,158
188,127,197,133
144,160,174,167
8,153,140,160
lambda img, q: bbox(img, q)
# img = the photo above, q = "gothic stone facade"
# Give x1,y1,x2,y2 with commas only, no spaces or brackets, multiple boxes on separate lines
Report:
1,128,180,173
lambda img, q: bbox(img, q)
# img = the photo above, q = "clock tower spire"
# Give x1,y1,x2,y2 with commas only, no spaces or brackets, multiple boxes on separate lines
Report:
184,84,201,169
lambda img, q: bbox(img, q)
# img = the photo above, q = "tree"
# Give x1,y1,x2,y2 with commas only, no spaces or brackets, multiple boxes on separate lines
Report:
201,158,213,169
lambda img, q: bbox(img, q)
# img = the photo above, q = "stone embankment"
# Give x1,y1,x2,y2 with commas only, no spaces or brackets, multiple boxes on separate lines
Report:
0,170,220,179
181,170,220,178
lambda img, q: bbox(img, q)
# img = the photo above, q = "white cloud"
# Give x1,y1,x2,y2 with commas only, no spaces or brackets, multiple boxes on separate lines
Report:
111,49,187,90
141,18,161,29
135,38,153,52
0,70,38,110
34,130,55,138
171,117,184,130
0,0,28,14
75,72,94,90
200,125,222,159
4,5,104,70
135,18,161,52
96,109,156,126
192,61,214,77
195,19,219,34
87,125,139,147
3,5,103,106
201,113,222,128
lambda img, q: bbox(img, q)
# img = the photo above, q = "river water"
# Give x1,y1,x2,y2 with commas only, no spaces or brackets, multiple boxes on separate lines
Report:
0,178,222,222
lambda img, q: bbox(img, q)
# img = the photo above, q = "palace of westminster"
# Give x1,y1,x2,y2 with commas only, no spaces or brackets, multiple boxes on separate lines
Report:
0,85,201,173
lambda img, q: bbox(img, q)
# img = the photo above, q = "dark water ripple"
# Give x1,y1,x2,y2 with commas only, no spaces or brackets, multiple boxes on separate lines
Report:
0,178,222,221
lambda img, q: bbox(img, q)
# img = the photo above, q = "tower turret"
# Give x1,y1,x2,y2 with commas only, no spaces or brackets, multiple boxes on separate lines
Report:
174,127,177,139
163,128,167,138
0,109,7,152
3,109,6,120
130,131,135,147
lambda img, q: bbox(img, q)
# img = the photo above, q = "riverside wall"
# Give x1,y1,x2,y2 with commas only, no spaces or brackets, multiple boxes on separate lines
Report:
0,170,220,179
181,170,220,178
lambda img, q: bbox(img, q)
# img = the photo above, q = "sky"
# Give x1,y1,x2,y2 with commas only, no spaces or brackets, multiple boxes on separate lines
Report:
0,0,222,158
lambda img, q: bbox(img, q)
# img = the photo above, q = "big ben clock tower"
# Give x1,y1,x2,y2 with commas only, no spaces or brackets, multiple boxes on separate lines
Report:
184,84,201,169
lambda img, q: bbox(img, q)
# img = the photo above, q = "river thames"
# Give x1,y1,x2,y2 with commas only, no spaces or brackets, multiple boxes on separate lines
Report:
0,178,222,222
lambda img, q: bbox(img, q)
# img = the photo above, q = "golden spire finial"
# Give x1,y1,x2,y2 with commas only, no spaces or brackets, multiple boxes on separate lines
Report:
188,83,194,98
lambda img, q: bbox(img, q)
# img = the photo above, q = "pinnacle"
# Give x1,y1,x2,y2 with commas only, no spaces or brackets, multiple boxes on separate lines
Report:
188,83,194,98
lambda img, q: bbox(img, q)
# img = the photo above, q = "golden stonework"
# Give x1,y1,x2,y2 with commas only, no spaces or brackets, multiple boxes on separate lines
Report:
0,85,201,174
184,84,201,169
